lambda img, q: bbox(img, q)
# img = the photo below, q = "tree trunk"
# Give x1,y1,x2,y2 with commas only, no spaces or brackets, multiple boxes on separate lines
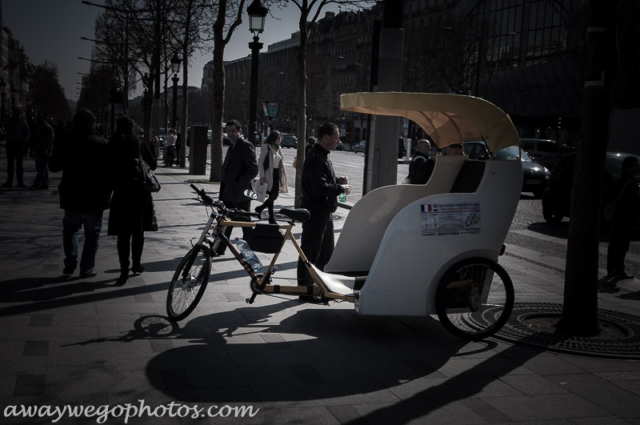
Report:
294,16,309,208
209,0,227,183
559,0,618,336
180,47,189,168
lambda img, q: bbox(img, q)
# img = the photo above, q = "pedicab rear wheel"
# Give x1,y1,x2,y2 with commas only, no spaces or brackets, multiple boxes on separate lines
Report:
435,258,514,341
166,246,212,321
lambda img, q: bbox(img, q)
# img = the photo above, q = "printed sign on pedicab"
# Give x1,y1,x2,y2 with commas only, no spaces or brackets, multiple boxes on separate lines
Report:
421,202,481,236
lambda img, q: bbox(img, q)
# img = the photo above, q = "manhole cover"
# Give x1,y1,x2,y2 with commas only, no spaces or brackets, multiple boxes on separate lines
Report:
495,302,640,359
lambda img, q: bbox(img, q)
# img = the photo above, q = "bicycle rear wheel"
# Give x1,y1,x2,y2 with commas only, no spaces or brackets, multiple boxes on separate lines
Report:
435,258,514,341
166,246,212,321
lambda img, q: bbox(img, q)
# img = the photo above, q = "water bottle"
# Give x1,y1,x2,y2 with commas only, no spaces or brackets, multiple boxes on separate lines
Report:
233,238,262,272
338,193,347,203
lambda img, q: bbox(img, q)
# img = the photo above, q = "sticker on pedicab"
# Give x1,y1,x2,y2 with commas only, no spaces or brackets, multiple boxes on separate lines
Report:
420,203,481,236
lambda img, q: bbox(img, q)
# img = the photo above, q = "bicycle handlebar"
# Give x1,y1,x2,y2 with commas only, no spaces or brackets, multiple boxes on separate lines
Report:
190,184,261,219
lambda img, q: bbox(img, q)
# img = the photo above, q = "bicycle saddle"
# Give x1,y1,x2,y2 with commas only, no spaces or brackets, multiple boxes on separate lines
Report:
279,208,310,222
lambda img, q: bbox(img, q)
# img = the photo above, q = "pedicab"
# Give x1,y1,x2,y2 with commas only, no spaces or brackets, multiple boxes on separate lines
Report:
166,92,523,341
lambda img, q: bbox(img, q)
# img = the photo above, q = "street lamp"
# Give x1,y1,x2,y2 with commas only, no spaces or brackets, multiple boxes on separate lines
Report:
247,0,268,146
170,52,182,166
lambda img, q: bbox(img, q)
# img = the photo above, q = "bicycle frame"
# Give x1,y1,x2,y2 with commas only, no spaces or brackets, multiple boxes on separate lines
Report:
195,206,356,304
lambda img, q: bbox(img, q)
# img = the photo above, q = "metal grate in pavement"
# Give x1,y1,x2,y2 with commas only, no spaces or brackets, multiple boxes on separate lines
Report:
493,302,640,359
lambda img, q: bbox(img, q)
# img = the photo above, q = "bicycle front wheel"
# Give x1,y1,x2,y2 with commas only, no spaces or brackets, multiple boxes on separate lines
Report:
166,246,212,321
435,258,514,341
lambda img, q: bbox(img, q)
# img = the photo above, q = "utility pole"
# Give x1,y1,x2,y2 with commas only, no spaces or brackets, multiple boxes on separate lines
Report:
364,0,404,193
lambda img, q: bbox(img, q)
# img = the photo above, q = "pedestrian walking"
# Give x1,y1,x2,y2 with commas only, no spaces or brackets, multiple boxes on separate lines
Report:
296,122,351,302
255,130,288,224
606,156,640,282
164,129,176,167
30,115,55,190
2,107,31,188
406,139,435,184
175,129,182,167
48,109,112,278
107,116,158,286
218,119,258,254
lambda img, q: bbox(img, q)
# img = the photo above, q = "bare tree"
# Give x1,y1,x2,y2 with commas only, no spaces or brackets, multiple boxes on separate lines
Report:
208,0,247,183
280,0,375,207
166,0,217,166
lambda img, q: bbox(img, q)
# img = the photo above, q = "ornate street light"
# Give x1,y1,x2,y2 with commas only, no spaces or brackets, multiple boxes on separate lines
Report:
170,52,182,166
247,0,268,145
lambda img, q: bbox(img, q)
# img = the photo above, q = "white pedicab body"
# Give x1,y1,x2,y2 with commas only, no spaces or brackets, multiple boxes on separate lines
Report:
313,92,522,339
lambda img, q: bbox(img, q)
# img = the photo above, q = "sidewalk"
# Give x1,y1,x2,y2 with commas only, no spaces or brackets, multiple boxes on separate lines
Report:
1,155,640,424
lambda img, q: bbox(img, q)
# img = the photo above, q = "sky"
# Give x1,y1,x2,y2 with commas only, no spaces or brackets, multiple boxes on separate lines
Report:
3,0,345,101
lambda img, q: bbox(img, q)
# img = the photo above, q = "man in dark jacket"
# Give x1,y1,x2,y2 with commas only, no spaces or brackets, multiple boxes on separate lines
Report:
408,139,435,184
49,109,112,278
218,119,258,254
296,122,352,301
2,107,31,188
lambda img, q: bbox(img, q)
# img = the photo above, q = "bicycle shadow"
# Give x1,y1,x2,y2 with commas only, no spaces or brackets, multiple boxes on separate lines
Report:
142,301,541,422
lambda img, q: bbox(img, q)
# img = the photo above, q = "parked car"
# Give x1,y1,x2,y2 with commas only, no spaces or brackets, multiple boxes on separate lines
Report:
542,152,640,224
281,134,297,148
354,140,366,153
464,141,550,198
521,138,575,171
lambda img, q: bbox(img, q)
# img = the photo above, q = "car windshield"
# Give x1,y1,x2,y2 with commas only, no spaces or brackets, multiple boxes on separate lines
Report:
493,145,532,162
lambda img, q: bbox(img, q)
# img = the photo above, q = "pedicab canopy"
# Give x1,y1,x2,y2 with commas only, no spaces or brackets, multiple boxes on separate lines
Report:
340,92,521,153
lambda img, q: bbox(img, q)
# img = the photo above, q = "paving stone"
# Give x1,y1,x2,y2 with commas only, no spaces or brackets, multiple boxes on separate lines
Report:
482,394,609,421
13,374,47,396
546,374,640,418
23,340,49,357
499,374,569,395
28,314,53,327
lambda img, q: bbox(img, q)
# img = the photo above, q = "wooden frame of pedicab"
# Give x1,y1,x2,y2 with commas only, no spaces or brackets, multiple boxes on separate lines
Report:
228,92,523,334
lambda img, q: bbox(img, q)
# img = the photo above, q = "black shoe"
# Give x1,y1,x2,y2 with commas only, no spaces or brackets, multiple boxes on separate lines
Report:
1,182,11,188
268,217,277,225
29,185,39,190
62,265,75,276
116,270,129,286
254,206,264,220
80,271,97,278
615,273,635,280
16,183,27,189
131,264,145,274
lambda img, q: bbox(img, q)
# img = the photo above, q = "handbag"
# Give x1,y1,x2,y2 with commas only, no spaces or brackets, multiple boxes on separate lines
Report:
134,148,161,193
243,178,259,201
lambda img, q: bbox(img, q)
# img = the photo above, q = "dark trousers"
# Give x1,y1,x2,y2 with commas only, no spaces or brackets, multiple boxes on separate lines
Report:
32,154,49,188
256,168,280,221
218,181,251,254
5,143,24,185
607,223,631,275
296,210,334,287
117,231,145,270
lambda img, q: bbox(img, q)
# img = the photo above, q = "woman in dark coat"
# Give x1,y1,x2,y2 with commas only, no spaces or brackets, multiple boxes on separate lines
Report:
108,116,157,285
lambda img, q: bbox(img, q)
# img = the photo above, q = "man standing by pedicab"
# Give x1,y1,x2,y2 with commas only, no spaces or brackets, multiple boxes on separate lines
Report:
217,119,258,255
297,122,352,302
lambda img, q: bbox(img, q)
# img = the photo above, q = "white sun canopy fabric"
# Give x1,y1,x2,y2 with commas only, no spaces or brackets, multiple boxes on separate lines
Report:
340,92,521,152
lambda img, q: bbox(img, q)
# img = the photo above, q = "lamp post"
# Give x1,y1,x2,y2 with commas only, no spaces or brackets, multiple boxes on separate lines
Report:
247,0,268,146
170,51,182,167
